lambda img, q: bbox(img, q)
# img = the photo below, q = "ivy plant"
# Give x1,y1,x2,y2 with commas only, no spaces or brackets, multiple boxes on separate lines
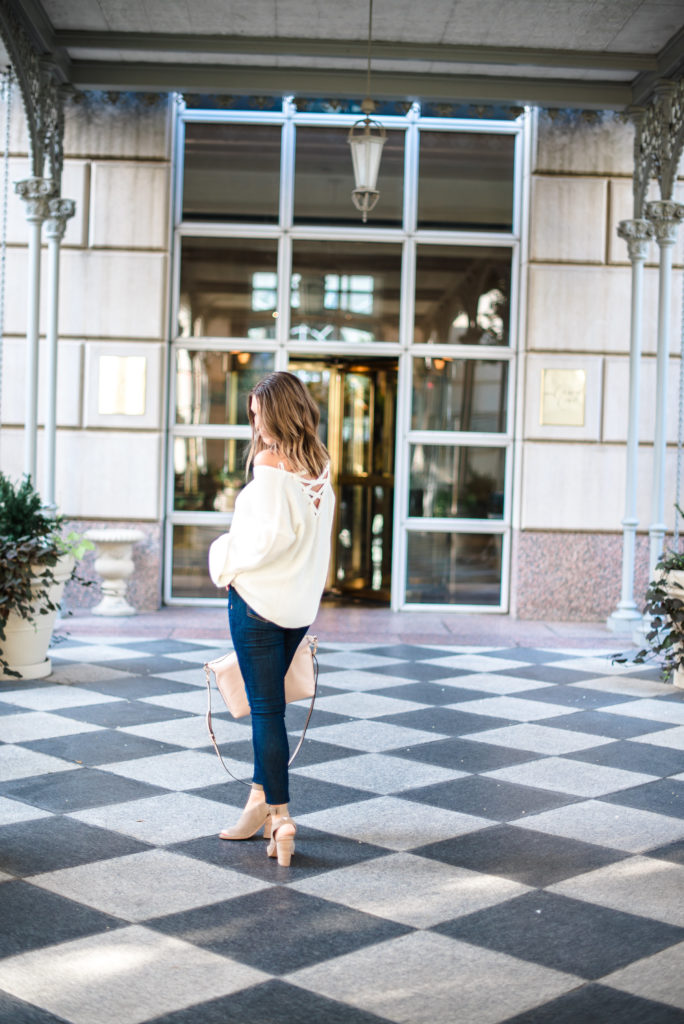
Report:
614,548,684,682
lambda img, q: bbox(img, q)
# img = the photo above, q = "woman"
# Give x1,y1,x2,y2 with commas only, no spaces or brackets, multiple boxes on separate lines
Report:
208,371,335,867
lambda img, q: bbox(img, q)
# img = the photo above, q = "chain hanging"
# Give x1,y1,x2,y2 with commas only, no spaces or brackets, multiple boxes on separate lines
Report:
0,66,13,452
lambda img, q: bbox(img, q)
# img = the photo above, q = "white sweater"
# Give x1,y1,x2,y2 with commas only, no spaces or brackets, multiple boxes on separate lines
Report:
208,464,335,628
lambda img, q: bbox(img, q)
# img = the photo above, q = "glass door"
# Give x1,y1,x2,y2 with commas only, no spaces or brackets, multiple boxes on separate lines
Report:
291,358,397,601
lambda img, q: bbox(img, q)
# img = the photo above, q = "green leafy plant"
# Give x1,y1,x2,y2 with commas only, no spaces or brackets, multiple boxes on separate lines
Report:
0,474,92,679
614,547,684,682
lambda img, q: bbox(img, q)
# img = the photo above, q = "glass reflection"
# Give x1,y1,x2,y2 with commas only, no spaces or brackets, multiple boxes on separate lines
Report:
409,446,505,519
294,127,404,226
406,531,502,605
418,132,515,230
412,358,508,433
291,242,401,343
173,524,234,599
414,246,511,346
183,122,281,222
174,437,249,513
179,238,278,340
175,350,275,425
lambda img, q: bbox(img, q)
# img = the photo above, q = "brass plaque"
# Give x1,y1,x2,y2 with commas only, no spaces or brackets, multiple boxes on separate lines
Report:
540,368,586,427
98,355,147,416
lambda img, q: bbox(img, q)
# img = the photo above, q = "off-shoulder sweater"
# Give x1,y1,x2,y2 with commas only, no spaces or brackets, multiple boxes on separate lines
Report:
208,464,335,628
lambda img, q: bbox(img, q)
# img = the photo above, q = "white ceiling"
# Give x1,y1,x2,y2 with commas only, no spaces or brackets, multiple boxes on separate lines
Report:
15,0,684,107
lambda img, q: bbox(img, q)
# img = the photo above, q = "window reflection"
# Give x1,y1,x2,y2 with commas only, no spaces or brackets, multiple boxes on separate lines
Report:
174,437,249,512
414,246,511,346
173,524,233,599
183,122,281,222
406,531,502,605
412,358,508,433
175,350,275,425
418,132,514,230
291,242,400,343
409,446,505,519
179,238,278,339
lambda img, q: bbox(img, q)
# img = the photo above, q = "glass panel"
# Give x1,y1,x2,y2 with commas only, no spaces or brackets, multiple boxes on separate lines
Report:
182,122,281,222
294,127,404,226
179,238,278,340
418,132,515,230
174,437,249,512
172,524,231,599
414,245,511,346
406,531,502,605
289,364,332,448
291,241,401,344
409,446,505,519
412,357,508,432
342,374,372,475
336,483,392,596
175,350,275,425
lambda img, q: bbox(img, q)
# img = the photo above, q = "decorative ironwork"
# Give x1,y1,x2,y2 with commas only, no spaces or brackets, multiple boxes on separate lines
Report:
0,0,67,189
633,78,684,215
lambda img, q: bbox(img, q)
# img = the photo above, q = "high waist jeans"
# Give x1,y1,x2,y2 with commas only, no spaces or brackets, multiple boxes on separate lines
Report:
227,586,309,805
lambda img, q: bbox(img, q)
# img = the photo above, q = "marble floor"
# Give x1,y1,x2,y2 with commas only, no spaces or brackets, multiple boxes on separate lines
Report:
1,633,683,1023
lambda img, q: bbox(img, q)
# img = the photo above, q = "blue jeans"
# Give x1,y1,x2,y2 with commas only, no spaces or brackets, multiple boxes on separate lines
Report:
227,586,309,805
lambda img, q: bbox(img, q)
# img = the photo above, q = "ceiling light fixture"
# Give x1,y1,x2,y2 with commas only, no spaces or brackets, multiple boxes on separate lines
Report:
348,0,386,223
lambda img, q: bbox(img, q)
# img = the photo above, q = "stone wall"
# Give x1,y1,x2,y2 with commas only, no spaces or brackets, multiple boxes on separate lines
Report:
514,110,683,620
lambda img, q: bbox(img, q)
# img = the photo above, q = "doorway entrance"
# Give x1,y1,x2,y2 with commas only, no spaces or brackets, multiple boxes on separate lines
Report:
290,358,398,602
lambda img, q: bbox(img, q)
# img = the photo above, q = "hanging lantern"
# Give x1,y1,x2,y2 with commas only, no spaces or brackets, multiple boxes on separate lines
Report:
348,98,386,223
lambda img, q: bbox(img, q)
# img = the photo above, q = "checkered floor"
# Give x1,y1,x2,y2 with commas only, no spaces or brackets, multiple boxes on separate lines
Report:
1,636,684,1024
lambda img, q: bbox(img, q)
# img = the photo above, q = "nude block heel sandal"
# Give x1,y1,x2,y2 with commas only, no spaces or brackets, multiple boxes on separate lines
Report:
266,814,296,867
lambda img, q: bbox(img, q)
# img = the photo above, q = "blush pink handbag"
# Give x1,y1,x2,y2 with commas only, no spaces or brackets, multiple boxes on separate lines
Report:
204,635,318,781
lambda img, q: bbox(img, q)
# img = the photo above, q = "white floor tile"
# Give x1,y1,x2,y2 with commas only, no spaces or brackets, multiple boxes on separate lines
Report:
463,723,612,755
0,745,80,782
631,726,684,750
0,924,268,1024
0,686,120,711
602,941,684,1010
512,799,684,854
70,791,239,845
306,719,446,752
484,757,656,797
312,691,429,719
0,795,53,826
98,749,246,791
448,696,575,721
292,752,465,794
50,645,152,663
602,698,684,726
0,712,103,743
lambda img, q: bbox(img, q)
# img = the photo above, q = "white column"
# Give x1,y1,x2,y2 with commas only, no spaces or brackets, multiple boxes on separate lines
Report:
14,177,53,483
645,199,684,574
608,218,654,631
43,198,75,510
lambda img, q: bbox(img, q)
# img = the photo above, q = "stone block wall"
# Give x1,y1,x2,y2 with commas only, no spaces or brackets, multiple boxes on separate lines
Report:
513,110,683,620
0,93,172,611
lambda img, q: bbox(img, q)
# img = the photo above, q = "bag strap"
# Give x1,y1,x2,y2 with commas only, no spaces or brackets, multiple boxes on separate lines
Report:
204,636,319,784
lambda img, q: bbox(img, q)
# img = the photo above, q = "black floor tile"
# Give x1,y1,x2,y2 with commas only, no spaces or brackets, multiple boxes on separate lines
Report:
373,681,494,705
0,767,167,812
22,730,184,766
147,887,409,974
484,648,575,665
416,824,629,887
377,706,512,736
0,880,123,957
171,826,391,882
387,737,543,773
91,656,192,676
502,981,684,1024
435,890,684,979
647,838,684,864
403,775,579,821
0,816,150,876
513,684,633,706
146,978,394,1024
602,778,684,818
0,701,21,716
498,666,604,685
0,988,77,1023
50,702,192,728
364,661,467,682
0,679,53,694
116,639,211,655
567,739,684,778
194,775,369,814
361,644,449,661
76,675,199,699
538,710,675,739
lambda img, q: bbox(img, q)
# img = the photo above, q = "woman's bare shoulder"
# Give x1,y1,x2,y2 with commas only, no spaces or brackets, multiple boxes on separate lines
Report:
254,449,292,470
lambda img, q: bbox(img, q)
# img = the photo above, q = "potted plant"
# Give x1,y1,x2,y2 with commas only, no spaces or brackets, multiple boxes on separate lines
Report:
616,547,684,687
0,473,91,680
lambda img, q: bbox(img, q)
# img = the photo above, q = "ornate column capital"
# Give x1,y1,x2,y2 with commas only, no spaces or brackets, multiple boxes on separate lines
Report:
617,218,654,261
645,199,684,245
45,197,76,241
14,176,54,222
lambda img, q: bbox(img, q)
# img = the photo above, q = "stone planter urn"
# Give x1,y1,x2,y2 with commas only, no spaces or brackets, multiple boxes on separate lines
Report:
0,553,74,680
85,529,145,616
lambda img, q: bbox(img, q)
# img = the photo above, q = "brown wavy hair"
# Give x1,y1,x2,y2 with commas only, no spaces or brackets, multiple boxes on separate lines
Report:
246,371,329,478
